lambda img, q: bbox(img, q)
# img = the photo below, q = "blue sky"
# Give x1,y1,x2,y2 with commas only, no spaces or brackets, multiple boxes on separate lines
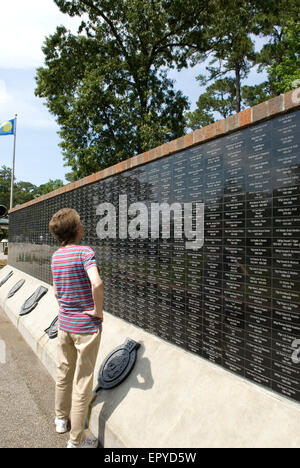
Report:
0,0,267,187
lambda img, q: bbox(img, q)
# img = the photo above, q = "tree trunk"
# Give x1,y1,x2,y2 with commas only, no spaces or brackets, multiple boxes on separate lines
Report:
235,64,241,113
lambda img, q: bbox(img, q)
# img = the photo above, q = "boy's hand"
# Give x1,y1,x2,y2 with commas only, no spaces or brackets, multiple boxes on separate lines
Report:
83,309,104,321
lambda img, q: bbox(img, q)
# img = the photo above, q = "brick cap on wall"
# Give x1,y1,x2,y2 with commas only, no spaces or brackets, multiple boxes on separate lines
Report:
9,87,300,214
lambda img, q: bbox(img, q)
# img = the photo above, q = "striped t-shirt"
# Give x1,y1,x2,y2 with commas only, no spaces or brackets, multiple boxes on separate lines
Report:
51,245,102,334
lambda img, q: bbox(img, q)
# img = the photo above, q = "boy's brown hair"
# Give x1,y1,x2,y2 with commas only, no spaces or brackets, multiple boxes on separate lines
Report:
49,208,81,246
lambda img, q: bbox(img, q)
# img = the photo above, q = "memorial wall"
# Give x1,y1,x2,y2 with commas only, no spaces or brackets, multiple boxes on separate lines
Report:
8,98,300,402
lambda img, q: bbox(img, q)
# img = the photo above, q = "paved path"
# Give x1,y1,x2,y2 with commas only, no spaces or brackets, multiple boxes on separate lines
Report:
0,307,69,448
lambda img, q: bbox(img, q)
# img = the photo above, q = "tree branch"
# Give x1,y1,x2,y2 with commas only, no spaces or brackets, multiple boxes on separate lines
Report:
80,0,131,64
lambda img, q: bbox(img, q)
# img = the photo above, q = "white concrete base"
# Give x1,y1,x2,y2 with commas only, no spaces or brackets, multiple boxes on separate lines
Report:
1,264,300,448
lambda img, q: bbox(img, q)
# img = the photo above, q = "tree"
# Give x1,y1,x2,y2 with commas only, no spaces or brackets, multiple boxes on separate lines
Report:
0,166,11,208
185,77,236,130
14,181,38,206
0,166,37,207
35,0,212,180
254,0,299,69
241,82,271,108
34,179,64,197
243,0,300,103
267,21,300,93
186,1,299,118
0,165,64,208
188,0,258,114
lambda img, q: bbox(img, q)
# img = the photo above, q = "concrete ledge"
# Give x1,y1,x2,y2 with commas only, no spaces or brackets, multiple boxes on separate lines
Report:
1,264,300,448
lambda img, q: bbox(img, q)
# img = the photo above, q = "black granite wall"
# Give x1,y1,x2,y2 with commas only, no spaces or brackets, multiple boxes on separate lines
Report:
8,109,300,401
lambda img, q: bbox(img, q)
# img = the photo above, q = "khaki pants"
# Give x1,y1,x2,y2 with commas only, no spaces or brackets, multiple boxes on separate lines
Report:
55,328,101,445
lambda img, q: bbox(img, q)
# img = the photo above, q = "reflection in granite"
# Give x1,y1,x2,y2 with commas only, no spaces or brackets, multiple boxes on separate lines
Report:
8,109,300,402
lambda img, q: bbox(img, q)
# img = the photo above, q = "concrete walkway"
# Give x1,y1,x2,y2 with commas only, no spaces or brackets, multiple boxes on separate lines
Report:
0,307,68,448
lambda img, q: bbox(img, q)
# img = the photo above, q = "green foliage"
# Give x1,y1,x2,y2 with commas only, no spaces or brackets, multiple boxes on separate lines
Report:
241,82,271,108
32,0,300,169
254,0,299,68
190,0,258,114
35,0,212,179
0,166,11,208
0,166,37,207
267,21,300,93
14,181,37,206
34,179,64,198
0,166,65,209
241,0,300,105
186,77,237,130
186,0,300,127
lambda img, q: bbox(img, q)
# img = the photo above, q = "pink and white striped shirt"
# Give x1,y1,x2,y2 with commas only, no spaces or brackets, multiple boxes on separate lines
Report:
51,245,102,334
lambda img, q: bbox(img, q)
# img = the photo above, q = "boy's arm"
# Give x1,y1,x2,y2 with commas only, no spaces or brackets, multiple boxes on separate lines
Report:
85,266,104,321
53,281,58,301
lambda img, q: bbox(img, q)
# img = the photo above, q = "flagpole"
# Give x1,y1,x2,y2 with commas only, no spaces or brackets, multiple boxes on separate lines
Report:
9,114,17,210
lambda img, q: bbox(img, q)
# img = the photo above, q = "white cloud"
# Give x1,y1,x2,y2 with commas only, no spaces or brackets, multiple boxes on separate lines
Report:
0,80,12,105
0,0,83,69
0,0,84,130
0,76,58,130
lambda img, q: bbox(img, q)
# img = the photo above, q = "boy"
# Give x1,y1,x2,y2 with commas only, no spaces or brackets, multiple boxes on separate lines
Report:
49,208,104,448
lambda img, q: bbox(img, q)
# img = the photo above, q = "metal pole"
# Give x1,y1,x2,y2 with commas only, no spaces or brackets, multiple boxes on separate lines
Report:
9,114,17,210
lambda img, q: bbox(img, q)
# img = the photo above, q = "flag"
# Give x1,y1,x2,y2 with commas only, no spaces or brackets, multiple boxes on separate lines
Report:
0,119,15,136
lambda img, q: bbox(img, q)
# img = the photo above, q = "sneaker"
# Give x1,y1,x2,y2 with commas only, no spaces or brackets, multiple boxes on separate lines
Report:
67,438,99,449
55,417,69,434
